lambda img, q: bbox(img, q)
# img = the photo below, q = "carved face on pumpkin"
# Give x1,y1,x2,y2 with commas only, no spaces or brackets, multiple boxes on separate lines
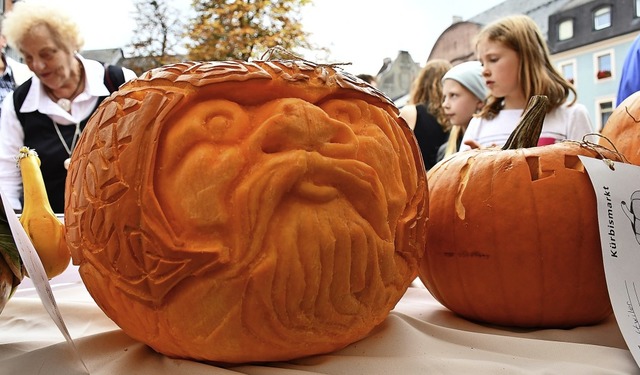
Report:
156,97,402,252
64,60,427,363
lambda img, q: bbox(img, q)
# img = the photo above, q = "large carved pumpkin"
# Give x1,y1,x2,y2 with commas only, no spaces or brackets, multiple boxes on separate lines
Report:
64,60,427,363
420,97,616,328
600,91,640,164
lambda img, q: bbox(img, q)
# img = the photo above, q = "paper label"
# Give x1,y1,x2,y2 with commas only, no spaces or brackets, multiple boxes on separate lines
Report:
581,156,640,368
0,188,88,373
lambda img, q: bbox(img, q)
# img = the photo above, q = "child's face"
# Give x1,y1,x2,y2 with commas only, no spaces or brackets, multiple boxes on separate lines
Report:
442,79,482,127
477,39,522,102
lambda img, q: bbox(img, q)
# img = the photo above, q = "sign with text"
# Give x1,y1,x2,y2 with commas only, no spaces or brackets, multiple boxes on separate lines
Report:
581,156,640,368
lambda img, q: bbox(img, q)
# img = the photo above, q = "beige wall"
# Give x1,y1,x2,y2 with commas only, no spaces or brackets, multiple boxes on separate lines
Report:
428,21,482,65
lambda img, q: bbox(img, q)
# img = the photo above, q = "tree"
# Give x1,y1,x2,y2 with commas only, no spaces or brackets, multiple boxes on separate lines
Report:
125,0,185,74
186,0,313,62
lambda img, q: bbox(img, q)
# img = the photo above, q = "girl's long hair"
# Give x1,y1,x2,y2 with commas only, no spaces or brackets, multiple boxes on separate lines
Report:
476,15,577,119
408,59,452,128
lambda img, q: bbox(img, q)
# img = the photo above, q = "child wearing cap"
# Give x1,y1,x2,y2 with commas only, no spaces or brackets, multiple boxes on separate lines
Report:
437,61,487,161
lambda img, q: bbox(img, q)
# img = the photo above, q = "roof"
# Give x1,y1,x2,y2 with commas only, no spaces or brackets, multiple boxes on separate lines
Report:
467,0,574,37
558,0,596,10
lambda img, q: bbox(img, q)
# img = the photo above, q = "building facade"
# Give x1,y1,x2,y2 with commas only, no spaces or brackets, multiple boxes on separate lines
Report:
376,50,421,102
425,0,639,130
428,21,482,64
548,0,640,130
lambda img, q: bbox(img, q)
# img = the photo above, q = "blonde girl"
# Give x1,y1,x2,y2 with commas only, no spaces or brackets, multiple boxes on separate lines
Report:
459,14,593,151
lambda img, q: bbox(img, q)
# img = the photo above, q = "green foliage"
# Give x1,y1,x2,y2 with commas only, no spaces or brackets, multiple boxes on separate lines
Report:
186,0,313,62
0,199,23,289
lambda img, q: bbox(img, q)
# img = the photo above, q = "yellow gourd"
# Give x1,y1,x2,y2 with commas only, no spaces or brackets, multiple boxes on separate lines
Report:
17,147,70,279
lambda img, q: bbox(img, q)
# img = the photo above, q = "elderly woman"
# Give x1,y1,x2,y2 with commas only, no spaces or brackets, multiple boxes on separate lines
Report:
0,1,136,213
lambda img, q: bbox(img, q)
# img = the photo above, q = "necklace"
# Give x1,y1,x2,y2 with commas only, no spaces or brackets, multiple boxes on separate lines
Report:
47,68,84,112
53,120,81,170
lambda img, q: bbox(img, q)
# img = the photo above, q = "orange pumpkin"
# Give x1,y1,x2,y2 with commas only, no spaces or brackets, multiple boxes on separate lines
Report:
64,60,427,363
600,91,640,164
419,96,616,328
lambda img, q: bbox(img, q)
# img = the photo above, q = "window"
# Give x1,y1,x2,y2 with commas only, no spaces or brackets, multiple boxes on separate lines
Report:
594,6,611,30
559,61,576,84
598,100,614,131
636,0,640,17
558,19,574,40
595,52,613,80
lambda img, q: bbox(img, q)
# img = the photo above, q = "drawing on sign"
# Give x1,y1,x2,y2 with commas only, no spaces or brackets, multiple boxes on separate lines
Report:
622,190,640,245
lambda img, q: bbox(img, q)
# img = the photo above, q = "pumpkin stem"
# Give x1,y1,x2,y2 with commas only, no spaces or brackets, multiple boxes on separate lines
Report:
501,95,549,150
260,46,352,68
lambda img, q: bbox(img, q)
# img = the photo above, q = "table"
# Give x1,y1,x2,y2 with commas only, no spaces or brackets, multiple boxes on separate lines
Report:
1,266,638,375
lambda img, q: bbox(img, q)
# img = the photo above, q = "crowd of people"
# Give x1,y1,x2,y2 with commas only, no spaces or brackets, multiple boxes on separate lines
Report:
362,13,637,172
0,0,636,213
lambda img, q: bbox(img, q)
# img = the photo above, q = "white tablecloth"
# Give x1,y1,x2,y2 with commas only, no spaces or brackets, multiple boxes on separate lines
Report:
1,266,638,375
